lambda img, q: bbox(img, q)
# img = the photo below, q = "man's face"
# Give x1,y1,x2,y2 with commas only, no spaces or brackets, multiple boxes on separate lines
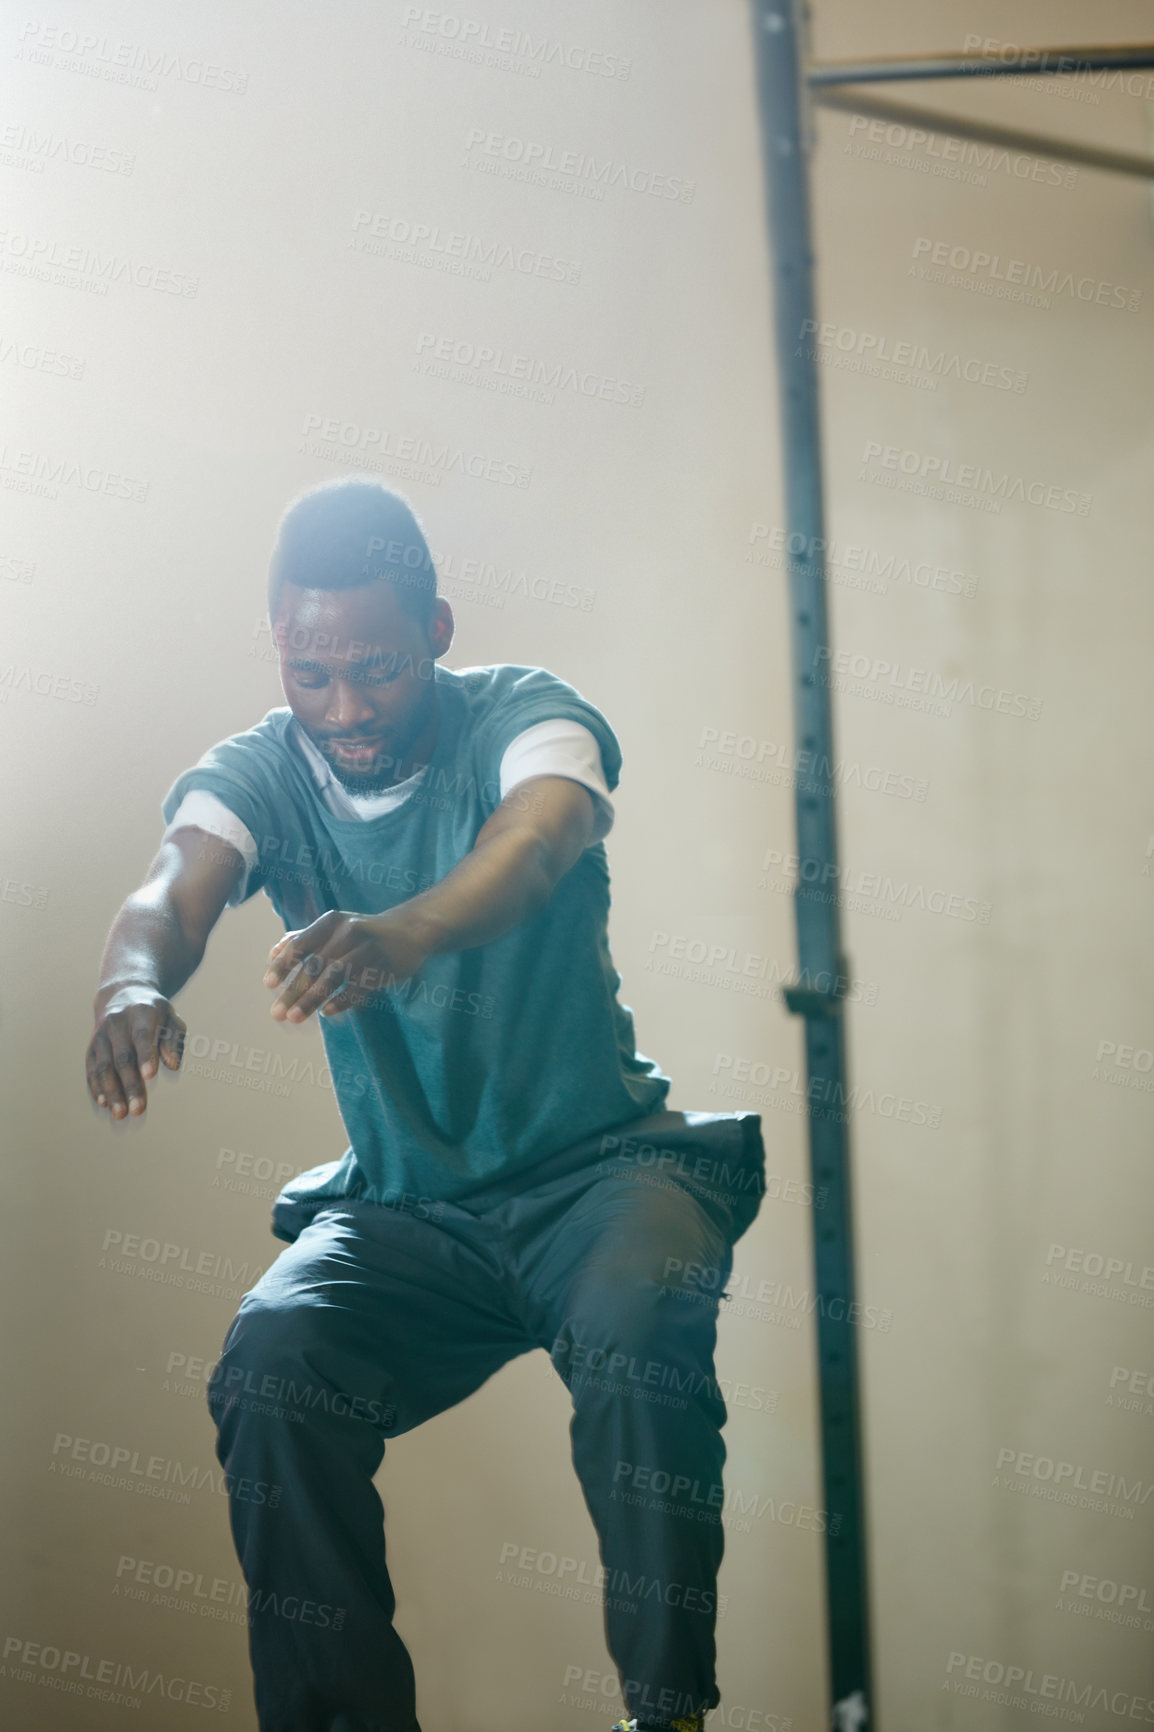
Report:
273,580,453,792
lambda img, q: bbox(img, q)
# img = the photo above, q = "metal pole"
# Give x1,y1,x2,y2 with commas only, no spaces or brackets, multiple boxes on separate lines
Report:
811,85,1154,181
808,43,1154,85
748,3,873,1727
746,10,1154,1727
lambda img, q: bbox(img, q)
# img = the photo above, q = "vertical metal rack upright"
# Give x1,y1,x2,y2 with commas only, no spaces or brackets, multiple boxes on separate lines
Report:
746,10,1154,1726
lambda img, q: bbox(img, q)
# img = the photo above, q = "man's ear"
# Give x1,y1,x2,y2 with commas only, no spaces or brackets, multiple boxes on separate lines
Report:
428,598,455,658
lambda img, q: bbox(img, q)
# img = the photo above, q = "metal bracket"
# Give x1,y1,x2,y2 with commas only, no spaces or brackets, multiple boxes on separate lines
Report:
782,983,844,1017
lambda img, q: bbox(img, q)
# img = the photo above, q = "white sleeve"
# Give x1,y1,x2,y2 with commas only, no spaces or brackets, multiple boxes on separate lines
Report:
161,791,259,908
498,719,615,844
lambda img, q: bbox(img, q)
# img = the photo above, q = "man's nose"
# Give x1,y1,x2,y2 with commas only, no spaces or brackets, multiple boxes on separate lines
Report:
324,681,379,730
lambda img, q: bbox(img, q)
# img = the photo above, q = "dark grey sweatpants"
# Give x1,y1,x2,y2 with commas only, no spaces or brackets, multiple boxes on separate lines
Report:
207,1109,766,1732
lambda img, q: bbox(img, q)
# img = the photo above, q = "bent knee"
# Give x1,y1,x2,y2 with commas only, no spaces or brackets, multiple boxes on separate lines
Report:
207,1296,329,1415
556,1271,726,1375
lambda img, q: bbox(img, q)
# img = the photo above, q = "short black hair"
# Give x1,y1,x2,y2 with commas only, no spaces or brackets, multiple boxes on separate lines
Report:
267,477,438,628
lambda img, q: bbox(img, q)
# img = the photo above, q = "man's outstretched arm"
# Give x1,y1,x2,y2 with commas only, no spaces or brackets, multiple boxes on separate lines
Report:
404,773,597,954
87,829,245,1119
264,775,596,1023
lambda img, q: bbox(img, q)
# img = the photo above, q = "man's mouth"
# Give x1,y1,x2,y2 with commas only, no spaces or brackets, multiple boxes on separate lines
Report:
327,737,384,764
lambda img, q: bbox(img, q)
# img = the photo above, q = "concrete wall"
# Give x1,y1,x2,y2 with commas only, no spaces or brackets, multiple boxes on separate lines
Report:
2,1,1152,1727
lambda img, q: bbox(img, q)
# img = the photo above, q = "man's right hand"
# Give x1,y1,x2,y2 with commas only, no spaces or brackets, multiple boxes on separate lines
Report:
87,987,187,1121
86,825,246,1123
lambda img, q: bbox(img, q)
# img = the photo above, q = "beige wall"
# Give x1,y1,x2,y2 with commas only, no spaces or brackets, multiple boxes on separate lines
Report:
3,1,1153,1727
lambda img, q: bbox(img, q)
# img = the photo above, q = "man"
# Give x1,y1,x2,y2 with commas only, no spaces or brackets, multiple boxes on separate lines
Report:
87,477,766,1732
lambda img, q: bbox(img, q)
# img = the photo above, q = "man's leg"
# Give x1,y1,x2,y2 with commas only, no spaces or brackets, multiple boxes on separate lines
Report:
207,1200,534,1732
515,1166,742,1732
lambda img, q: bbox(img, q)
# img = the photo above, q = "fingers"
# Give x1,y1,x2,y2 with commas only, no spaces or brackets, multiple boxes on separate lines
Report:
318,981,374,1017
130,1004,163,1084
87,1025,145,1119
264,940,303,990
87,1006,187,1121
272,954,351,1023
264,917,394,1022
264,929,313,990
87,1028,126,1117
265,916,335,987
158,1014,187,1071
264,929,299,977
114,1032,147,1116
320,959,403,1017
268,948,326,1019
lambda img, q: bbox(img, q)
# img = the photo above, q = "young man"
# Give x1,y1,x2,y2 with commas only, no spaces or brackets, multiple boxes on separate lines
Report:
87,478,766,1732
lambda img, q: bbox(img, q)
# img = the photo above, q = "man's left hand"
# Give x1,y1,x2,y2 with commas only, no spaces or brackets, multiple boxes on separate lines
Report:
264,911,430,1022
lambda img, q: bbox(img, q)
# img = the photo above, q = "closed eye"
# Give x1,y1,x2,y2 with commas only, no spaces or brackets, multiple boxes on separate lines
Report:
291,666,403,689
